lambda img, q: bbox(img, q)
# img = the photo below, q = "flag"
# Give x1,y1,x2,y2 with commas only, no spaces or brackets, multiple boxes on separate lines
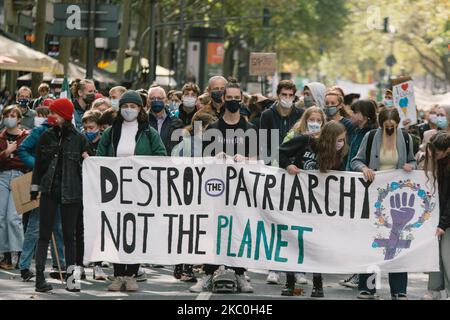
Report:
60,75,71,100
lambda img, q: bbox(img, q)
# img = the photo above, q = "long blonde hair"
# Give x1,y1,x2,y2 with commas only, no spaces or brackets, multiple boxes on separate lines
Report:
289,106,326,135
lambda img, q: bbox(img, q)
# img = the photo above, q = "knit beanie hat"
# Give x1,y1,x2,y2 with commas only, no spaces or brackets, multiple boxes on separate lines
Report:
119,90,144,108
49,98,74,121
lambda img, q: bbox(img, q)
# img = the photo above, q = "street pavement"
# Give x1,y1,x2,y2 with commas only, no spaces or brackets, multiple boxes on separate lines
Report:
0,262,433,300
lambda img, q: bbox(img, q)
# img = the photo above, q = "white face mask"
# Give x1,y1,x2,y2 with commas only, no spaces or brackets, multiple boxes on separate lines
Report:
111,99,120,111
183,96,196,109
429,114,438,124
34,117,46,127
336,141,345,151
3,118,17,129
280,99,293,109
307,121,321,134
121,108,139,122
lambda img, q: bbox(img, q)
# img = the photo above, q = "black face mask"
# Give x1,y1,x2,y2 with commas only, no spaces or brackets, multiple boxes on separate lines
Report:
211,90,224,103
385,127,395,136
83,93,96,105
225,100,241,113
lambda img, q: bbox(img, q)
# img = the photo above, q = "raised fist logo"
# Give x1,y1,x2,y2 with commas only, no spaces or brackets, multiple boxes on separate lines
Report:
374,192,415,260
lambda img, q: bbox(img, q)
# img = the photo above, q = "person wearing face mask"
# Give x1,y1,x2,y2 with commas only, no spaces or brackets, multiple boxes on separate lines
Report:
96,91,166,292
82,110,102,154
167,90,182,117
279,121,349,297
190,79,256,294
201,76,228,120
283,106,326,143
17,105,66,282
73,79,97,132
178,83,200,127
147,86,184,155
324,89,354,140
303,82,326,109
351,108,416,300
417,105,439,141
383,89,394,109
421,132,450,300
421,105,450,156
0,106,29,271
259,80,304,166
31,98,93,293
14,86,36,130
108,86,127,113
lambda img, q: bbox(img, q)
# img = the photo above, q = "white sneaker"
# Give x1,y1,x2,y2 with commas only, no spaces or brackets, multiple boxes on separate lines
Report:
135,267,146,282
295,273,308,284
101,261,110,268
266,271,280,284
421,291,441,300
236,275,254,293
189,274,212,293
339,274,359,288
93,266,107,280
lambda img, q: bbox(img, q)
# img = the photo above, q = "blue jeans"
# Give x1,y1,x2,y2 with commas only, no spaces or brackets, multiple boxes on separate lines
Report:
0,170,24,253
359,273,408,296
19,207,65,270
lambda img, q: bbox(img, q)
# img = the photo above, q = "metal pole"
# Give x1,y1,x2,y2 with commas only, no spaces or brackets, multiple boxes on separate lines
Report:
86,0,96,79
176,0,185,89
148,0,157,85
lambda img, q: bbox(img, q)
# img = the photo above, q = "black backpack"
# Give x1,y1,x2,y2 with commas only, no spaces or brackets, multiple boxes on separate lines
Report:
365,129,415,166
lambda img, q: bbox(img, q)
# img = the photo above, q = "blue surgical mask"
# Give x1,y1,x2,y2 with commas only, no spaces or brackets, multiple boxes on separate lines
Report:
168,101,179,112
384,99,393,108
324,106,338,118
121,108,139,122
436,116,448,129
110,99,120,111
151,100,165,113
84,131,99,142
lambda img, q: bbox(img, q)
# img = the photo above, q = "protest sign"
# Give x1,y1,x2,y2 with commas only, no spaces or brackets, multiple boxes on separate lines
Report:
393,80,417,127
10,172,39,215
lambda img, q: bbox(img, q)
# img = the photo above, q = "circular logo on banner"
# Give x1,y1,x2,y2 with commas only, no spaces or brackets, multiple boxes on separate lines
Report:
372,179,435,260
204,178,225,197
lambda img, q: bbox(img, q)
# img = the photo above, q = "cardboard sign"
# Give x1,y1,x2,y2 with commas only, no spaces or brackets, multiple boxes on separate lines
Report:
393,79,417,127
249,53,277,76
10,172,39,215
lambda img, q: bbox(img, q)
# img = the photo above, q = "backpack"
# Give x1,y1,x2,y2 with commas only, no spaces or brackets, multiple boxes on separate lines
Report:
365,129,415,166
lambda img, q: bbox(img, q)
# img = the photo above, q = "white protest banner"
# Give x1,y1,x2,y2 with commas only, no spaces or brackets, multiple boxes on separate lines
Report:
83,156,439,274
393,80,417,128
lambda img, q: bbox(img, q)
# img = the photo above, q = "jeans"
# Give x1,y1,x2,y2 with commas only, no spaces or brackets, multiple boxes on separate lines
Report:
428,231,450,296
35,194,81,271
359,272,408,296
0,170,24,253
19,207,65,270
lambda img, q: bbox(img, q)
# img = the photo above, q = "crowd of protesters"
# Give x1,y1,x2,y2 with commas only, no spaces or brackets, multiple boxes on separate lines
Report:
0,76,449,300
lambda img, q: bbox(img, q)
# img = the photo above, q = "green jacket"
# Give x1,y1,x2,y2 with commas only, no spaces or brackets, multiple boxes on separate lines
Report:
96,120,167,157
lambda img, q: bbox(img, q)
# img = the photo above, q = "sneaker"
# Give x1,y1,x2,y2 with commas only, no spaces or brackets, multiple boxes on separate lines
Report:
236,274,254,293
311,276,324,298
189,274,212,293
101,262,110,268
93,266,107,280
392,293,408,300
124,276,138,292
173,264,183,279
108,276,125,292
421,291,441,300
295,273,308,284
0,261,14,270
357,291,376,299
49,267,67,280
281,283,295,296
244,272,251,282
339,274,359,288
135,267,147,282
180,270,197,283
266,271,280,284
107,275,115,281
20,269,35,282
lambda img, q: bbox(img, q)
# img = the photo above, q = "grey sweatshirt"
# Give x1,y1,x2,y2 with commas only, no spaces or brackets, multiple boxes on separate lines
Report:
351,127,417,172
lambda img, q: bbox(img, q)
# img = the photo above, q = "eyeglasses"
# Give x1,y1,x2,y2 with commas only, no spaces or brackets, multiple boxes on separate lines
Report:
149,96,165,102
